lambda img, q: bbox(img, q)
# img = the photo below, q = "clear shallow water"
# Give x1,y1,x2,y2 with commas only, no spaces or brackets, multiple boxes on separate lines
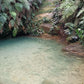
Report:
0,37,84,84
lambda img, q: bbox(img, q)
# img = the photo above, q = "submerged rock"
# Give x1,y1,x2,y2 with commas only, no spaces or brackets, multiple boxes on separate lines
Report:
62,43,84,57
42,79,55,84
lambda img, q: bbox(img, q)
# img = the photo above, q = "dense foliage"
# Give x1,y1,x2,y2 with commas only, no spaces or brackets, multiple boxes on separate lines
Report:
0,0,84,45
52,0,84,44
0,0,43,38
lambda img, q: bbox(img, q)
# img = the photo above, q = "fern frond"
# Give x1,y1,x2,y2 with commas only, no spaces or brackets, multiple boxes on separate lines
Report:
77,7,84,17
60,0,78,19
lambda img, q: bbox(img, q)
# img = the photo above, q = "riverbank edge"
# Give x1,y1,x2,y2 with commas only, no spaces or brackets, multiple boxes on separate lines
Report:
28,33,84,57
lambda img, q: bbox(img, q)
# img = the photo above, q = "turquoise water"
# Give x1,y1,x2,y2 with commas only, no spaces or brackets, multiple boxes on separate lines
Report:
0,37,84,84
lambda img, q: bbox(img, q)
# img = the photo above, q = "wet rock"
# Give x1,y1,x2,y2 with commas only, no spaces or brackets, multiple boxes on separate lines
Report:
40,23,52,33
67,36,79,43
62,43,84,57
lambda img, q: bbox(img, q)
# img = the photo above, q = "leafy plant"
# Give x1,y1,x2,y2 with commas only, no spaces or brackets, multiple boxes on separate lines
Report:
10,20,15,27
43,17,50,23
76,7,84,17
15,3,23,12
79,16,84,29
10,11,17,20
0,0,43,38
12,27,18,37
33,2,39,9
60,0,78,19
0,13,7,30
65,22,75,30
76,16,84,44
76,28,84,43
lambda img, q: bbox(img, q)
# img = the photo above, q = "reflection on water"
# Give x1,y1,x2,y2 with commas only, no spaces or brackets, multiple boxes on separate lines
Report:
0,37,84,84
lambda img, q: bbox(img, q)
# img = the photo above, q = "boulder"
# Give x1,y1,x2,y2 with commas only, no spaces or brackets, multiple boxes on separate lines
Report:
40,23,52,33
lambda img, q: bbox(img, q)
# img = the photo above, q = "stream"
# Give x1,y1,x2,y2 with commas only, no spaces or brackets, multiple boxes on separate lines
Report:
0,37,84,84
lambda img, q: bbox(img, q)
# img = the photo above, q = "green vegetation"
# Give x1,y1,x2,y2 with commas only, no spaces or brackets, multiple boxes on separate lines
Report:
0,0,84,45
52,0,84,44
0,0,44,38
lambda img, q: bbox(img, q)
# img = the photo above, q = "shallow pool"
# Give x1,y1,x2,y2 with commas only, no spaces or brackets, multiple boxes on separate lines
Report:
0,37,84,84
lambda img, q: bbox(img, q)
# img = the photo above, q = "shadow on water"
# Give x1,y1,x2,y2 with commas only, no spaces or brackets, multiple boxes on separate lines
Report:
0,37,84,84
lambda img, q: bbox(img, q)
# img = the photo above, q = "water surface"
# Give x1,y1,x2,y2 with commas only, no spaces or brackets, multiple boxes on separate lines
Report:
0,37,84,84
